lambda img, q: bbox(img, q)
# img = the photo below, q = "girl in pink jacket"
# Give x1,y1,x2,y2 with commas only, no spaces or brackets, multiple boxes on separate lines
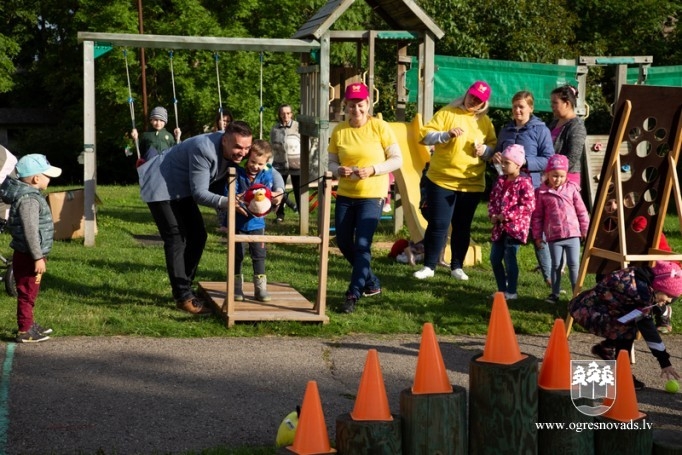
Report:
488,144,535,299
531,154,590,303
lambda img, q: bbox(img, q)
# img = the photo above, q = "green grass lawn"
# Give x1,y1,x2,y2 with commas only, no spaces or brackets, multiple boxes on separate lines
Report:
0,184,679,342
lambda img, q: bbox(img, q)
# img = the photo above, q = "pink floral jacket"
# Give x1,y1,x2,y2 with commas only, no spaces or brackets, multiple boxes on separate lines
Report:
488,175,535,243
531,180,589,243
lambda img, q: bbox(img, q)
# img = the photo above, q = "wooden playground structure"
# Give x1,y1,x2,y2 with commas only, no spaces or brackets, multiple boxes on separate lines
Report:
566,84,682,334
78,0,444,327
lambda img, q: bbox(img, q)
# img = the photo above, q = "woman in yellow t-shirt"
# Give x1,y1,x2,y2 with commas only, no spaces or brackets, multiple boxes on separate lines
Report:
414,81,497,281
328,83,403,313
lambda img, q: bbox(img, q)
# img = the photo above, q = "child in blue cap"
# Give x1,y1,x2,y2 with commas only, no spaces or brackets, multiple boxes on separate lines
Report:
0,153,61,342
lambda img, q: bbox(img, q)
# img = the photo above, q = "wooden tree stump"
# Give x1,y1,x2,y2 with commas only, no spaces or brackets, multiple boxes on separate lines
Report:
652,428,682,455
469,353,538,455
537,388,594,454
399,385,467,455
335,413,402,454
594,415,652,454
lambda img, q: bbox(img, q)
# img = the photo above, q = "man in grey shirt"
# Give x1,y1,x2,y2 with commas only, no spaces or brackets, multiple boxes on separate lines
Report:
138,121,284,314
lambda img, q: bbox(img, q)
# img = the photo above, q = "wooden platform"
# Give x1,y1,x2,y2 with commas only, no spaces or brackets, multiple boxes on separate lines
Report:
198,281,329,325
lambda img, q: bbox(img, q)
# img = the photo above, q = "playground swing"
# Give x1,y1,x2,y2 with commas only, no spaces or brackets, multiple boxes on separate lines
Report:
213,52,226,123
123,49,140,160
124,48,183,160
168,50,180,140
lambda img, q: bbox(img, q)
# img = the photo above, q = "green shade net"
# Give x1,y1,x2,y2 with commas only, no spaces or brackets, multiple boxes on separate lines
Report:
627,65,682,86
407,56,578,112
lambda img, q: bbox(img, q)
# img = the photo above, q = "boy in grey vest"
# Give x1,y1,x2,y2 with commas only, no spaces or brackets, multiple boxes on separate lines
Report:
0,154,61,342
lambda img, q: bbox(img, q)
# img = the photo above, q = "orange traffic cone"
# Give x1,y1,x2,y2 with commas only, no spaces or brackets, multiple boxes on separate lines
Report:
538,319,572,390
288,381,336,454
477,292,526,365
351,349,393,421
602,349,646,422
412,322,453,394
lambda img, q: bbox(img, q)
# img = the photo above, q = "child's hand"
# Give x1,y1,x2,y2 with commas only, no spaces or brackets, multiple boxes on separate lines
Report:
34,258,46,275
534,239,545,249
661,365,680,380
131,128,139,140
174,128,182,142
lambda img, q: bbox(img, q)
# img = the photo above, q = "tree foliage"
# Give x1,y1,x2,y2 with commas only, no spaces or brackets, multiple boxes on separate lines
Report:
0,0,680,183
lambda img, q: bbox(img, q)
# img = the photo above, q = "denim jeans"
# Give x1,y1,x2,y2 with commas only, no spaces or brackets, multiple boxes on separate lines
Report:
548,237,581,296
235,227,266,275
422,178,482,270
531,231,552,283
490,234,521,294
334,195,382,299
148,198,207,303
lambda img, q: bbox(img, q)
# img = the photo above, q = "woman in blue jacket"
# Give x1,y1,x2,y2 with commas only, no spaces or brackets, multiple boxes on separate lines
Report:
489,91,554,286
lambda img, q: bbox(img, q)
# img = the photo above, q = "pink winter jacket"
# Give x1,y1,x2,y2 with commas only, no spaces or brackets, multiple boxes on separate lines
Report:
531,181,590,243
488,175,535,244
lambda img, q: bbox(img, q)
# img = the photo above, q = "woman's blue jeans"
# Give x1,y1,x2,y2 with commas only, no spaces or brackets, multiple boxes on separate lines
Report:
490,234,521,294
422,178,482,270
334,196,383,298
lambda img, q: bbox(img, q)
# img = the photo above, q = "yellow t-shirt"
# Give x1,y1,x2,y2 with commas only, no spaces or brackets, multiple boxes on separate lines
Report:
421,105,497,192
328,117,398,198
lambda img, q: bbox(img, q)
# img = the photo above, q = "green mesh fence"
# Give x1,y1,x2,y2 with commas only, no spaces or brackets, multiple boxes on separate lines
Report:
627,65,682,86
407,56,579,112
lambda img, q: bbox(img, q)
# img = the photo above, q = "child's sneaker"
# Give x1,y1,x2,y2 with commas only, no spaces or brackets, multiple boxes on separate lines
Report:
32,322,53,336
362,286,381,297
504,292,518,300
16,326,50,343
341,293,358,314
591,342,615,361
545,294,559,304
657,306,672,334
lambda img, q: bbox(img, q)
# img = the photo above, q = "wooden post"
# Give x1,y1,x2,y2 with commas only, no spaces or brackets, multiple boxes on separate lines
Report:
594,415,653,454
537,389,594,454
652,428,682,454
469,354,538,454
399,385,467,455
335,413,402,454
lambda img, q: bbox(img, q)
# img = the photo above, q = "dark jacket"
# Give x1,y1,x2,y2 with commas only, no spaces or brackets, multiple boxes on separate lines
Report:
140,128,176,159
569,266,671,368
547,117,587,175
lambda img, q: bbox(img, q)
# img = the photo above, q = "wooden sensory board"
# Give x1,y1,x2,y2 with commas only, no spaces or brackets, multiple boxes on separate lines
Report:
567,84,682,334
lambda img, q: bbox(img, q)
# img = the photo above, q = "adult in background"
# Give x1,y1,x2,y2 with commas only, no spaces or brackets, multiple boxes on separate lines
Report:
413,80,497,281
490,90,554,286
270,104,301,222
328,83,402,313
138,121,284,315
212,108,233,132
569,260,681,390
548,84,587,187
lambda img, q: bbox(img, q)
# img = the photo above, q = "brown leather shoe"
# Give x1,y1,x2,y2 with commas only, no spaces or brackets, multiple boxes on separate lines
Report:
176,298,213,315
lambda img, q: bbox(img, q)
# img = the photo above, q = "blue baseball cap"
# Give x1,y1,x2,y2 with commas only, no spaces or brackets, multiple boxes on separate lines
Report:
16,154,62,179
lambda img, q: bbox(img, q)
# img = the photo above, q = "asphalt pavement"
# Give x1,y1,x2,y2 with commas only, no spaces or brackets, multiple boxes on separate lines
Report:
1,332,681,454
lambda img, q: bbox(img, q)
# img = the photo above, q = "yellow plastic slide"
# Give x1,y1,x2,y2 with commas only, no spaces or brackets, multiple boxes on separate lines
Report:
388,115,431,243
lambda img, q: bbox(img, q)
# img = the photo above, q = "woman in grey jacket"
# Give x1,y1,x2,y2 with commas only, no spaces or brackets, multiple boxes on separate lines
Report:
548,84,587,187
